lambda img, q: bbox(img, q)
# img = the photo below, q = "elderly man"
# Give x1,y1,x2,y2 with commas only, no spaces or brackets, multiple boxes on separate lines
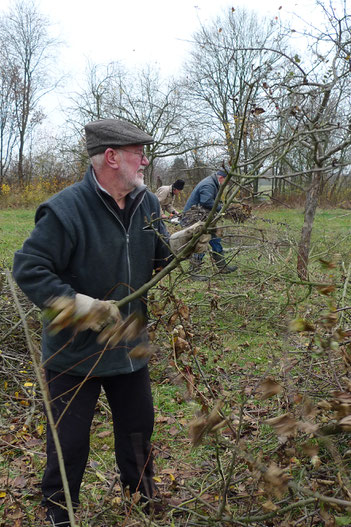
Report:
182,169,237,276
13,119,196,525
155,179,185,217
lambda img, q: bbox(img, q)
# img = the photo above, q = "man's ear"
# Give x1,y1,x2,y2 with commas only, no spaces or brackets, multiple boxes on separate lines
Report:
104,148,120,169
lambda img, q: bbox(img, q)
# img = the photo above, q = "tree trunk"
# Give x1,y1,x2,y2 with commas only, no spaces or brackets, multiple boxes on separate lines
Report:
297,169,322,280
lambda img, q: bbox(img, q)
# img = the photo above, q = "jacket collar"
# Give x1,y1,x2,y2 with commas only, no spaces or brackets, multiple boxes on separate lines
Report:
211,174,220,189
86,165,147,200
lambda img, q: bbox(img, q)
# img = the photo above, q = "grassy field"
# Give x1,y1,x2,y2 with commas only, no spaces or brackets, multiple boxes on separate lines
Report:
1,205,351,526
0,209,35,267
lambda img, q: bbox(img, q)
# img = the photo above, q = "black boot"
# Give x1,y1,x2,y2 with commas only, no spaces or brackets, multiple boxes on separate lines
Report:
189,254,208,281
212,252,237,273
46,506,70,526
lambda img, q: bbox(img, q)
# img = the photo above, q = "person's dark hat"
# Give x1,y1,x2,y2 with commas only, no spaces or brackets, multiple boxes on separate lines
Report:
85,118,154,157
172,179,185,190
216,170,227,178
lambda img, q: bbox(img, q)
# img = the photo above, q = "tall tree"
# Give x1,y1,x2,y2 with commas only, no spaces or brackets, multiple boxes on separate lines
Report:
275,2,351,279
183,7,283,173
0,57,18,186
0,0,59,184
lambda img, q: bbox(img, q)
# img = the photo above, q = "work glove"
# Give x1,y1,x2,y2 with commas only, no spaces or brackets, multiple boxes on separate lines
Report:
169,221,211,256
97,311,145,347
44,293,121,335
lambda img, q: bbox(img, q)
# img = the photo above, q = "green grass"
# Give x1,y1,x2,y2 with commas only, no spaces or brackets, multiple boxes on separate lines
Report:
0,209,35,267
2,205,351,526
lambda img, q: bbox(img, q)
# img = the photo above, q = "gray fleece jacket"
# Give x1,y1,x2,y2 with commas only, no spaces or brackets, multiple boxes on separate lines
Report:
13,167,170,376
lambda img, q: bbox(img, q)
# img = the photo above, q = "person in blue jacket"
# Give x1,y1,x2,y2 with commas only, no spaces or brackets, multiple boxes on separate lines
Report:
182,170,237,276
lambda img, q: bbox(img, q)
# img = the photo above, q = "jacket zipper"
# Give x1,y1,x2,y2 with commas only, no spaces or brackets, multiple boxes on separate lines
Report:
96,188,147,371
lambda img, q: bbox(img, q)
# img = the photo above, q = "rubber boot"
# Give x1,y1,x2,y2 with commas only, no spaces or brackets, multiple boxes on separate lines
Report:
189,253,207,281
212,252,237,273
46,506,70,526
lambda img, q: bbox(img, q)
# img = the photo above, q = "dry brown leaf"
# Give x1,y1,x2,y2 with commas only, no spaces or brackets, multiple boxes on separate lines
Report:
252,107,265,115
184,371,195,400
289,318,315,332
173,324,187,340
311,455,322,469
150,302,164,317
280,358,298,374
257,378,283,400
207,400,224,427
189,416,207,446
178,304,190,320
265,413,298,438
331,392,351,419
339,415,351,432
97,430,112,438
211,419,227,433
189,401,225,445
11,476,27,488
332,391,351,403
321,311,338,329
167,312,179,327
297,421,318,434
301,398,318,418
128,343,155,359
318,400,332,411
122,313,144,341
319,258,337,269
174,336,189,357
148,330,156,341
263,463,290,497
262,499,278,512
317,285,336,295
342,377,351,391
301,442,319,457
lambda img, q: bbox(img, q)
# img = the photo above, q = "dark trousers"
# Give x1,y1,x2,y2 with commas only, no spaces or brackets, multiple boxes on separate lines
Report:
209,236,223,254
42,365,155,516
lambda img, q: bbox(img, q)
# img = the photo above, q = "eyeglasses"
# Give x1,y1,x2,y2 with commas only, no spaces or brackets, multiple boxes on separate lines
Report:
117,148,148,162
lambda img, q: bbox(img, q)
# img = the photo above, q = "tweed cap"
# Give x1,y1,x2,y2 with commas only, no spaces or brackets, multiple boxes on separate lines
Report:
216,170,227,178
85,118,154,157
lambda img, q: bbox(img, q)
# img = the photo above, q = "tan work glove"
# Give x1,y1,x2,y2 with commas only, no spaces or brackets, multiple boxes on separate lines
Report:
44,293,121,334
169,221,211,256
97,311,145,347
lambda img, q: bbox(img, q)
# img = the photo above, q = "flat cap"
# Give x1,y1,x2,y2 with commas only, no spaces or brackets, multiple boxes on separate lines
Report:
216,170,228,178
85,118,154,157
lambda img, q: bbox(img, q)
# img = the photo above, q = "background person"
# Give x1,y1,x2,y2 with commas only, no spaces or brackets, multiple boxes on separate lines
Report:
155,179,185,218
182,169,237,276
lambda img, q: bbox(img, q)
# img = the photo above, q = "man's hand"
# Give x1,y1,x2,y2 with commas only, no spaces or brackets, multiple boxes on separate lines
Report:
44,294,121,334
169,221,211,256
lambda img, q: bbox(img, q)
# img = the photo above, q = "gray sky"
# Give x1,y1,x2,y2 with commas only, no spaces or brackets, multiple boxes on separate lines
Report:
2,0,317,127
44,0,286,76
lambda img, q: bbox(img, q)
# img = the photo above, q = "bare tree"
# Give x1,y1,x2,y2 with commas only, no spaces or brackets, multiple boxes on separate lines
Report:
0,0,59,185
182,3,351,279
274,2,351,279
0,58,18,186
182,8,284,173
68,62,195,188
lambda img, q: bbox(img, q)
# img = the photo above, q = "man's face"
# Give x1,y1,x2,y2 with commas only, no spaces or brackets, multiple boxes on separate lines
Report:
218,176,226,185
173,188,181,195
117,145,149,190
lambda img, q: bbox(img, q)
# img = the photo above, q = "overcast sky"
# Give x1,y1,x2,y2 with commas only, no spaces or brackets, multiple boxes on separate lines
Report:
1,0,316,127
43,0,287,76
